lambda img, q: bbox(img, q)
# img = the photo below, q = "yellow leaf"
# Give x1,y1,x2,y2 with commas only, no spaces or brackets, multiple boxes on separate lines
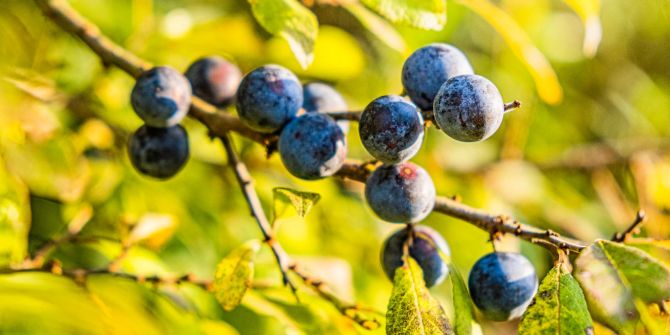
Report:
457,0,563,105
563,0,602,57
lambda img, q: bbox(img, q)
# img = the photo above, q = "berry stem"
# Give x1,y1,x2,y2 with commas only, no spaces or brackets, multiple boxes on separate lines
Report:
32,0,588,256
504,100,522,113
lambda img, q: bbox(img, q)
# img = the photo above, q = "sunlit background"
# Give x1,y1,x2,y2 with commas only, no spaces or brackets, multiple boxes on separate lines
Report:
1,0,669,334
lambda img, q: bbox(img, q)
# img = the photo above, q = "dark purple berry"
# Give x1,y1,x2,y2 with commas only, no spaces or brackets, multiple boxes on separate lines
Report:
235,64,302,133
468,252,538,321
365,162,435,223
402,43,474,110
381,225,450,287
128,125,189,179
130,66,191,127
278,113,347,180
359,95,424,164
185,56,242,107
433,74,504,142
303,82,349,133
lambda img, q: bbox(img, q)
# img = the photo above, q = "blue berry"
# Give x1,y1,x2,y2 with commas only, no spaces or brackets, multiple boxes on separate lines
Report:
365,162,435,223
402,43,474,110
303,82,349,132
381,225,450,287
131,66,192,127
128,125,189,179
185,56,242,107
468,252,538,321
278,113,347,180
433,74,504,142
236,64,303,133
359,95,424,164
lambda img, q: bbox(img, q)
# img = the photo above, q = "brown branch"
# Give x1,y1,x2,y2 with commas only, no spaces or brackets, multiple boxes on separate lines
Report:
612,210,646,242
32,0,588,264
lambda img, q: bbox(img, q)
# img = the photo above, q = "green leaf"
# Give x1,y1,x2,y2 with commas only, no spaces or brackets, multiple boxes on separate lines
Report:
361,0,447,30
247,0,318,68
386,256,452,335
448,264,480,335
626,239,670,268
272,187,321,223
0,160,30,268
343,3,406,52
456,0,563,105
518,263,593,335
213,240,261,311
574,240,670,334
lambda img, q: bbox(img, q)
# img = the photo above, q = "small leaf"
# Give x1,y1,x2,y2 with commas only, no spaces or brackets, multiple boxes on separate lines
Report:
386,256,452,335
343,2,406,52
574,240,670,333
562,0,602,57
361,0,447,30
248,0,318,68
448,264,480,335
127,213,177,249
272,187,321,223
213,240,261,311
456,0,563,105
518,263,593,335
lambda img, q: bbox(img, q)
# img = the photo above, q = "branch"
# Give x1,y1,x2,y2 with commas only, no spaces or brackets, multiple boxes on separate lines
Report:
33,0,588,261
612,210,646,242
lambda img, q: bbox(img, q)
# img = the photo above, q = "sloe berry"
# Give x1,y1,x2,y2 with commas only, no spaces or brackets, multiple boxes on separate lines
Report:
359,95,424,164
402,43,474,110
365,162,435,223
128,125,189,179
278,113,347,180
303,82,349,132
468,252,538,321
185,56,242,107
236,64,302,133
433,74,504,142
131,66,192,127
381,225,450,287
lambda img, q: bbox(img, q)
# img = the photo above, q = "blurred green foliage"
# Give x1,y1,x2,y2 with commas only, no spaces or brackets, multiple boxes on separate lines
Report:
1,0,670,334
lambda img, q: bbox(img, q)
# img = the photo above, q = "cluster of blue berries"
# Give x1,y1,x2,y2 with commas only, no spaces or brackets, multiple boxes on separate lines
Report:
127,44,536,321
371,44,536,322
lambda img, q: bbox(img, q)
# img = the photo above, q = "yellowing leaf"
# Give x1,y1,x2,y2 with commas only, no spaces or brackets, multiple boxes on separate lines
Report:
0,160,30,268
457,0,563,105
625,239,670,268
386,257,452,335
361,0,447,30
213,240,261,311
127,213,177,249
272,187,320,223
518,263,593,335
343,2,406,52
574,240,670,334
563,0,602,57
248,0,318,68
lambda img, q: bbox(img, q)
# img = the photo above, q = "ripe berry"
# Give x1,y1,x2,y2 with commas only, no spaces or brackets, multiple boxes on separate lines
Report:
128,125,189,179
130,66,192,127
381,225,450,287
365,162,435,223
359,95,424,164
433,74,504,142
402,43,474,110
185,56,242,107
278,113,347,180
236,64,303,133
303,82,349,132
468,252,538,321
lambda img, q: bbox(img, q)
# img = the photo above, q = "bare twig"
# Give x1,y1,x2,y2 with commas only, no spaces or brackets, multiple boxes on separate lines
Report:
612,210,646,242
504,100,522,113
32,0,588,258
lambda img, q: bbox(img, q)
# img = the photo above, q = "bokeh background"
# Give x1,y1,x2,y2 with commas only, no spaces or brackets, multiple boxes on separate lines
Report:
1,0,669,334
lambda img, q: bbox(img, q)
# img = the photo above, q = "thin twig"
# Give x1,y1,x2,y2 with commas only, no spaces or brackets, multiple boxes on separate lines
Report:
32,0,589,257
504,100,522,113
612,210,646,242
